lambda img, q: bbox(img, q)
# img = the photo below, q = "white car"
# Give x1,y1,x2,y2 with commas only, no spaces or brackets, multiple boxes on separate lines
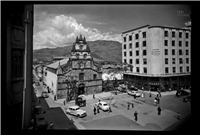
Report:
95,101,109,111
65,106,87,118
127,90,141,97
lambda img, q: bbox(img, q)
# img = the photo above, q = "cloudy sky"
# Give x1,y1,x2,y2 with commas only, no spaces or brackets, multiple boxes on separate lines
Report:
34,4,191,50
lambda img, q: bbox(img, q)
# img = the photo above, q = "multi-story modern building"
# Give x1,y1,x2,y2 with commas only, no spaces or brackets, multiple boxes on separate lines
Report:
122,25,191,91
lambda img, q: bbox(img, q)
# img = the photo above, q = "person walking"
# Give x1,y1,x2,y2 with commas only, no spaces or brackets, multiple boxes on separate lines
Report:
157,106,161,115
93,94,95,99
177,112,181,120
97,105,100,114
154,98,157,106
131,100,134,108
108,106,112,113
49,122,54,129
127,103,130,110
93,106,96,115
134,111,138,121
157,97,160,104
63,100,65,106
149,91,152,97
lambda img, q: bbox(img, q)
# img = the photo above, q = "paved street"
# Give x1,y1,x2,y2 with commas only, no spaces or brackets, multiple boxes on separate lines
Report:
34,71,191,130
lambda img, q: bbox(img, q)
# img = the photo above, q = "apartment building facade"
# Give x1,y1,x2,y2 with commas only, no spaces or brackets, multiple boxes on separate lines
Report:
122,25,191,91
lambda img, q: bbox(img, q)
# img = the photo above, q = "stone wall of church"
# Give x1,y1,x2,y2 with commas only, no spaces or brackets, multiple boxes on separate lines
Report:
85,85,102,95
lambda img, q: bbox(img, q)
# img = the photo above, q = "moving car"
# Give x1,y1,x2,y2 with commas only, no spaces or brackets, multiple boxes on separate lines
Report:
95,101,109,111
42,91,49,98
127,90,141,97
65,106,87,118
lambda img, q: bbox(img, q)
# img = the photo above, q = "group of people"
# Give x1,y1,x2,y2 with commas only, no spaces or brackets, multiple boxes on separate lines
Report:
127,100,138,122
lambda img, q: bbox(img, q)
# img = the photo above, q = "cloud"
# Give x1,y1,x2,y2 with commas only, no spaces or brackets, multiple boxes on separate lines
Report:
33,13,121,50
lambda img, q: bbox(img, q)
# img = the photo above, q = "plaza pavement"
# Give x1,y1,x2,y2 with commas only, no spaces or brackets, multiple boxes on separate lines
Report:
36,76,190,130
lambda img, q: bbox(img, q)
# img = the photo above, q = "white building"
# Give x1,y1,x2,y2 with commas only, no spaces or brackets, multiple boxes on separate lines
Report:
122,25,191,91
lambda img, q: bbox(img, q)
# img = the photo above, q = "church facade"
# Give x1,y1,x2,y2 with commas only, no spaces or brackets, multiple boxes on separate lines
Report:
45,35,102,100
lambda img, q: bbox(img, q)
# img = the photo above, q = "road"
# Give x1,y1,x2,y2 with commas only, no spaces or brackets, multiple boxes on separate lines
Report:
33,70,191,130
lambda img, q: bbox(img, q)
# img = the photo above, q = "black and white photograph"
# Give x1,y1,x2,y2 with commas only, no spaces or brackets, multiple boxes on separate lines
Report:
4,4,191,131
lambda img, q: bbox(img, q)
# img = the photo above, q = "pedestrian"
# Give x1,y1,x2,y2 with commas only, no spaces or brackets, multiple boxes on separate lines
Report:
157,106,161,115
157,97,160,104
49,122,54,129
149,91,152,97
97,105,100,113
154,98,157,106
63,100,65,106
93,106,96,115
134,111,138,121
134,94,136,100
131,100,134,108
127,103,130,110
109,106,112,113
177,112,180,120
93,94,95,99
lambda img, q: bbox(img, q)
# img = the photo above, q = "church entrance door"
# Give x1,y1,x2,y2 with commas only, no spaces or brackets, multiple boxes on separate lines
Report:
78,83,85,95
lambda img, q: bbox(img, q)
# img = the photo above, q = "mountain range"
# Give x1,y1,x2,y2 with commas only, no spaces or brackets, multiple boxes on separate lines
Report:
33,40,122,63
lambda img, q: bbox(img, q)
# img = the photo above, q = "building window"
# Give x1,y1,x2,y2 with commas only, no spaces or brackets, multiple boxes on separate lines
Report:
165,67,169,74
124,59,127,63
143,41,146,47
186,58,189,64
165,58,168,64
143,58,147,65
179,50,182,55
186,66,189,72
129,35,132,41
129,43,132,49
179,41,182,47
124,37,126,42
124,52,126,57
124,44,126,49
130,67,133,72
172,40,175,46
136,50,139,56
136,42,139,48
180,67,183,73
186,50,189,55
173,67,176,73
93,74,97,80
129,51,132,56
179,58,183,64
130,59,133,64
165,49,168,55
136,67,140,72
135,34,139,39
172,31,175,38
144,67,147,73
164,40,168,46
143,50,147,56
186,33,189,39
79,73,84,80
179,32,182,38
164,31,168,37
172,58,176,64
143,32,146,38
136,59,139,64
186,41,189,47
172,49,175,55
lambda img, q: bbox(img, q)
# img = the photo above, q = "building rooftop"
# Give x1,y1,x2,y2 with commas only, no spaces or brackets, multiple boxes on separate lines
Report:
124,72,191,77
122,25,191,35
46,58,69,69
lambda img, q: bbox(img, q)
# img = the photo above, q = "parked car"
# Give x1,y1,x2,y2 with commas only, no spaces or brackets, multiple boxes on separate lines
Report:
42,91,49,98
183,95,191,103
35,114,48,130
95,101,109,111
65,106,87,118
75,95,86,107
179,90,190,96
127,90,141,97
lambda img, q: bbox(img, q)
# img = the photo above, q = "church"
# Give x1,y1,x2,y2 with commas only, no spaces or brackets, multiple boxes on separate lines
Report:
45,35,103,100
